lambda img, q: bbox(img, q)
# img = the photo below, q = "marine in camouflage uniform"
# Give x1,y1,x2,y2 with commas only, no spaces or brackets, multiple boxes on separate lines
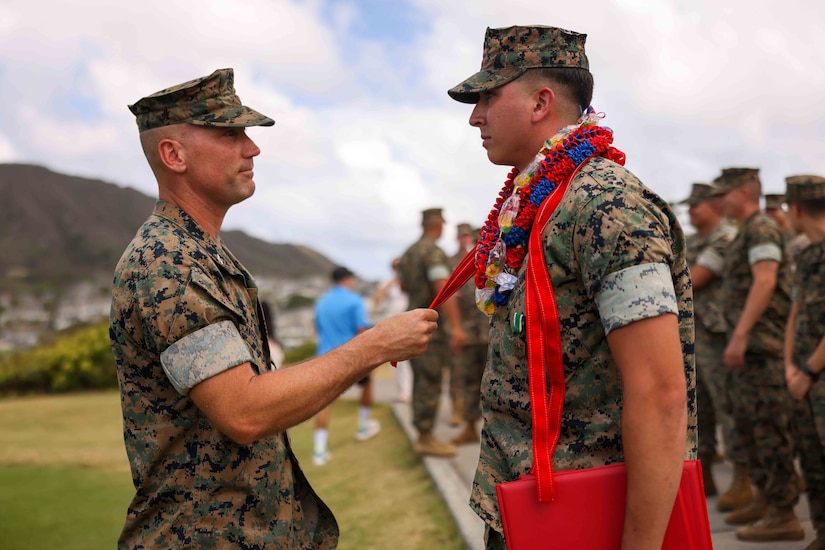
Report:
111,68,338,549
680,183,741,499
398,208,463,457
449,224,491,445
448,26,696,549
784,175,825,549
712,167,803,542
112,68,438,548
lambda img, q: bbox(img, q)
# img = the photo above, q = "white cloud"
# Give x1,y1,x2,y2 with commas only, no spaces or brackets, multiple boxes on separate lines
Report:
2,0,825,280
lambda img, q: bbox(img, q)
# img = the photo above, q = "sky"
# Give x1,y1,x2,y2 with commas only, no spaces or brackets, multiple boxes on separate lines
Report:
1,0,824,281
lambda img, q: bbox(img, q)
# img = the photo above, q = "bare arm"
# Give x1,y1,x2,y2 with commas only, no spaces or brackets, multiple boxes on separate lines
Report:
607,313,688,550
190,308,438,445
689,264,716,290
724,260,778,368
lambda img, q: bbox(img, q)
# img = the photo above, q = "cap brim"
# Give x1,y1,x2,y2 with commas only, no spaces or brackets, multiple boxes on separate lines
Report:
188,105,275,127
447,68,524,104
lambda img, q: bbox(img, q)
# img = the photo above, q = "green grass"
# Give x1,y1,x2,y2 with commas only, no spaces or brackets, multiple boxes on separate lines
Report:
0,389,462,549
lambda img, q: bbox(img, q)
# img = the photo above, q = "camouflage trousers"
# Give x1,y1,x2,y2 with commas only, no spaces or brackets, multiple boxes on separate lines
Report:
453,343,487,423
410,338,452,433
695,327,744,463
797,380,825,534
729,354,799,507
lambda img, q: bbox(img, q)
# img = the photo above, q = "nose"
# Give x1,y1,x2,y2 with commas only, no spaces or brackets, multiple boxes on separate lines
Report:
469,101,485,127
243,133,261,158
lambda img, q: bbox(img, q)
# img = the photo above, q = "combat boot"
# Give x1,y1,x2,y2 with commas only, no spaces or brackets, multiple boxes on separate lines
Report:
451,421,479,445
724,490,767,525
699,454,717,497
735,506,805,542
414,432,457,458
717,462,752,511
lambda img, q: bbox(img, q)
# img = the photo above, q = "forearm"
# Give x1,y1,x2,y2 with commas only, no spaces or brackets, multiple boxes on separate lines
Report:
190,309,437,444
732,277,775,339
620,375,687,548
607,314,688,549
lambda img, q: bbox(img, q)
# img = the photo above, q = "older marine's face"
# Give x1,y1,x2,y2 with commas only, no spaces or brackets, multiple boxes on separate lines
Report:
183,126,262,208
469,79,537,171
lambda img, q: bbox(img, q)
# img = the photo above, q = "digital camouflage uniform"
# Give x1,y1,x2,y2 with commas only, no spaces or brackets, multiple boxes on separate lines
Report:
398,233,452,433
110,201,337,548
471,156,697,540
686,221,742,463
721,210,798,508
450,247,491,423
792,240,825,535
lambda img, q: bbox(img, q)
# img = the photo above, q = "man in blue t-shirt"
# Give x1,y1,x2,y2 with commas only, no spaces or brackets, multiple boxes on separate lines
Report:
312,266,380,465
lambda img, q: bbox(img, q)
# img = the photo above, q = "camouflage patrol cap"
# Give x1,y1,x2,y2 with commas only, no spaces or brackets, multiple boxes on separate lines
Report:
128,68,275,132
785,174,825,204
709,167,760,196
679,183,715,206
448,25,589,104
764,194,785,210
456,223,474,236
422,208,445,223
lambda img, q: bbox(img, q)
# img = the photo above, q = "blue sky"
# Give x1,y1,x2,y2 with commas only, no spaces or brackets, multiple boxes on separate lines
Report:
1,0,824,280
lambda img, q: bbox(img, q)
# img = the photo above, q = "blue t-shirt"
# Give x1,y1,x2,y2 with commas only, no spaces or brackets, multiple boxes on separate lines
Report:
314,286,370,355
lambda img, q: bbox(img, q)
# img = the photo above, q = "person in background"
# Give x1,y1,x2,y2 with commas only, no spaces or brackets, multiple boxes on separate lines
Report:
110,68,438,548
261,300,285,367
449,223,489,444
373,258,413,403
398,208,467,458
679,183,741,501
312,266,381,466
784,174,825,550
712,167,802,542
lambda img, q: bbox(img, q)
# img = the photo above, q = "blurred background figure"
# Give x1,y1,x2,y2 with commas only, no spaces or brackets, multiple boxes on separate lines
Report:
449,224,489,444
373,258,413,403
261,300,285,368
312,266,380,466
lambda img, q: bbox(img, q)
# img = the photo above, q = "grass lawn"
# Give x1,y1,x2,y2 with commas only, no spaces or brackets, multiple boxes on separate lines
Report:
0,390,462,549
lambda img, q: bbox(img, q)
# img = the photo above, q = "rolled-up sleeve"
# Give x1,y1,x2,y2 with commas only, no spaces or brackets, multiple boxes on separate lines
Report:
160,320,252,395
595,263,679,334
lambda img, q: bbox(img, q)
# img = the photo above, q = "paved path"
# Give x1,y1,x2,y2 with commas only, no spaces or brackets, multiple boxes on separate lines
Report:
361,364,817,549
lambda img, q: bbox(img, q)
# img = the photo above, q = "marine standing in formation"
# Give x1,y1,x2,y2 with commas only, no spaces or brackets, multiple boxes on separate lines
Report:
712,167,803,541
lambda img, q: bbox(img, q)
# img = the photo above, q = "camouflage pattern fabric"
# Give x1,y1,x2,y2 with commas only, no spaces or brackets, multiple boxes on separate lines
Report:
110,200,337,548
128,68,275,132
450,249,491,422
470,156,696,536
409,340,453,433
792,240,825,533
398,235,452,432
729,355,799,507
448,25,589,104
721,211,792,365
686,222,742,462
721,211,797,507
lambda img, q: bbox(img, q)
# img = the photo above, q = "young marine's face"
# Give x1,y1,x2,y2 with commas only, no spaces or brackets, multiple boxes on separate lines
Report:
183,126,262,208
469,79,537,170
688,200,715,230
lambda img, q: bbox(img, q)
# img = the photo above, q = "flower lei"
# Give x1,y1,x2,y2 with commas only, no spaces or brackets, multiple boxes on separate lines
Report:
475,107,622,314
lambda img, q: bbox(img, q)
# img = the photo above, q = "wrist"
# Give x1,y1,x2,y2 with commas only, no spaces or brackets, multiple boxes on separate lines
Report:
798,362,820,382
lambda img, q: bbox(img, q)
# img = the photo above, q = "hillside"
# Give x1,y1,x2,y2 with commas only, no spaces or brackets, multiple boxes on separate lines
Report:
0,163,336,290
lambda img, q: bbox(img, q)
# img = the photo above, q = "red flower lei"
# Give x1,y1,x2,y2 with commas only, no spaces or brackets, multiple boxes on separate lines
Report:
475,124,624,312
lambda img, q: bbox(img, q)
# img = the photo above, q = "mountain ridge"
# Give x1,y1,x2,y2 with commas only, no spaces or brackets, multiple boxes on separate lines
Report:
0,163,337,291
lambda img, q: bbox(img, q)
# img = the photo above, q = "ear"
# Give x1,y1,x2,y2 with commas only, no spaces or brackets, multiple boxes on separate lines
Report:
530,86,556,123
157,138,187,174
